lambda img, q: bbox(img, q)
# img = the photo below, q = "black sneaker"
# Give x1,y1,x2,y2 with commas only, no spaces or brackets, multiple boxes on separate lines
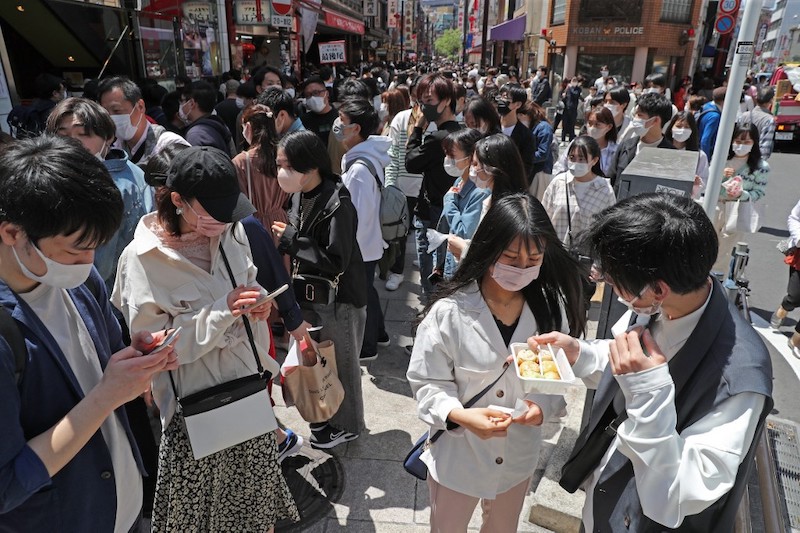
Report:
377,332,390,347
309,425,358,449
277,429,304,463
360,351,378,362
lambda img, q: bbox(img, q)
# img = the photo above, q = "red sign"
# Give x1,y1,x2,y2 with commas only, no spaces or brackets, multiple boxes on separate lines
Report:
715,13,735,35
272,0,292,16
324,12,365,35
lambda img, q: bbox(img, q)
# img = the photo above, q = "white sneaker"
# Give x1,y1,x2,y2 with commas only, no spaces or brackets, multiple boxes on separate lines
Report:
385,273,404,291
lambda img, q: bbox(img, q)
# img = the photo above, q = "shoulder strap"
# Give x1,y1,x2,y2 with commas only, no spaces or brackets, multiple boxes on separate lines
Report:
347,157,382,190
0,306,26,385
428,362,511,444
245,151,253,199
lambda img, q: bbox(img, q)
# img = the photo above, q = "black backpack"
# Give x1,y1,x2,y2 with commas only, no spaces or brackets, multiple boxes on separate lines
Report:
2,276,102,385
7,105,44,139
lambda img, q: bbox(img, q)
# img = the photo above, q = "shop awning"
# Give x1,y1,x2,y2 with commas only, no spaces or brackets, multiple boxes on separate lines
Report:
489,15,525,42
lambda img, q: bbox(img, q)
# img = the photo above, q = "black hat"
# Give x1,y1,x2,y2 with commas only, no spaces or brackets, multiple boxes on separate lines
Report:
166,146,255,223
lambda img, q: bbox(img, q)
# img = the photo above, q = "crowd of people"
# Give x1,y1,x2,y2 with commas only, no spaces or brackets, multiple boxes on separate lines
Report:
0,59,780,532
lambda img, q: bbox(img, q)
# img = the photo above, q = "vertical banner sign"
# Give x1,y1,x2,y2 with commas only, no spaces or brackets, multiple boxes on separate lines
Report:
300,0,321,54
364,0,378,17
388,0,398,28
736,41,754,67
319,41,347,63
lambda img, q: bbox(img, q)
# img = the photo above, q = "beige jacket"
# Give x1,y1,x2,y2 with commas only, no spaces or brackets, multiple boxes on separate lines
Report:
112,213,279,428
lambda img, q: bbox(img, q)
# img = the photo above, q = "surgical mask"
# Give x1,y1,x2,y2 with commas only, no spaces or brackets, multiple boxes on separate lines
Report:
235,97,245,109
94,142,107,161
12,239,93,289
306,95,326,113
286,87,296,99
422,102,442,122
177,102,190,125
332,117,354,142
732,143,753,156
469,166,491,189
604,103,621,116
643,87,661,94
617,286,662,317
379,102,389,120
568,161,591,177
183,202,227,238
672,127,691,142
466,82,474,88
443,155,468,177
62,90,69,100
112,108,141,141
491,261,541,291
600,70,609,78
243,123,253,146
587,125,606,139
277,167,305,193
631,117,652,137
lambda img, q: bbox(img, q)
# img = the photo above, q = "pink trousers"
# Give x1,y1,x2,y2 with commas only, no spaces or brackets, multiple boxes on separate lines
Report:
427,475,531,532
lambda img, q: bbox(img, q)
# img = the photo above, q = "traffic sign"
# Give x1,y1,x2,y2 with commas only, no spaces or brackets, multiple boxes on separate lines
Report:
271,0,292,16
716,14,735,35
719,0,740,14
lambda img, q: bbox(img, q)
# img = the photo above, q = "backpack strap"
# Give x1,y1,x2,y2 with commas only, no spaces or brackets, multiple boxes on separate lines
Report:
0,306,27,386
346,156,382,190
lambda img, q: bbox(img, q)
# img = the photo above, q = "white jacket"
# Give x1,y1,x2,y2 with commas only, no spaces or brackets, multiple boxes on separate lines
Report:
112,214,279,428
341,135,392,262
407,282,568,499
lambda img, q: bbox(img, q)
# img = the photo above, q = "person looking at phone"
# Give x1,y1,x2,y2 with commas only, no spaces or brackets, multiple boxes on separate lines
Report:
0,135,179,532
112,146,298,531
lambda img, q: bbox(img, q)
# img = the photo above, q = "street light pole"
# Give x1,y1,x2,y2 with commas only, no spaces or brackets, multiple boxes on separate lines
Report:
400,0,405,61
480,0,489,66
462,0,469,64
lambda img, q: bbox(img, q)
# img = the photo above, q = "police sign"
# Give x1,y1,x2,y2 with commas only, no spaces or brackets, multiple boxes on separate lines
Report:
319,41,346,64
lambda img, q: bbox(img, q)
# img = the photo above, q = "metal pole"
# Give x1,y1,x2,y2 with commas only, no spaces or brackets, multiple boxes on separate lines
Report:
462,0,469,64
400,0,405,61
702,0,763,218
480,0,489,66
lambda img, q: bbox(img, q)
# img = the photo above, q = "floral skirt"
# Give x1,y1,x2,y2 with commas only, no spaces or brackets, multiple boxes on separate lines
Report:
152,412,299,532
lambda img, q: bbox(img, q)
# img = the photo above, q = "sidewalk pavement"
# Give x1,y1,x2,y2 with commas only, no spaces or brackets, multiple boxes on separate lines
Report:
273,245,598,532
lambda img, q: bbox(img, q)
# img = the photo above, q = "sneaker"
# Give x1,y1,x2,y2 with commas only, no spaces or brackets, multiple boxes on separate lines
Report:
385,273,404,291
277,429,304,463
790,338,800,359
770,311,785,330
309,425,358,449
377,332,391,347
360,351,378,362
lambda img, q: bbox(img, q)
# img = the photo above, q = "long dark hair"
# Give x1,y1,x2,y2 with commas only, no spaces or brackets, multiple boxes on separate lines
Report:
423,193,586,337
465,97,501,134
727,122,762,173
242,103,279,177
568,136,604,177
278,130,339,182
474,134,527,198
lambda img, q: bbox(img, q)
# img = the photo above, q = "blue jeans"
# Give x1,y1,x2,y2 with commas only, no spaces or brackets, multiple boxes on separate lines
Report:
414,205,443,298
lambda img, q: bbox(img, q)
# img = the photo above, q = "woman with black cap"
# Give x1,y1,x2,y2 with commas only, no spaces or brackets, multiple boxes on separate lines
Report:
112,146,299,531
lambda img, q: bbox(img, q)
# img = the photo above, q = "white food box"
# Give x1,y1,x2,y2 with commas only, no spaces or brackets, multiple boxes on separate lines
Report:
510,342,578,394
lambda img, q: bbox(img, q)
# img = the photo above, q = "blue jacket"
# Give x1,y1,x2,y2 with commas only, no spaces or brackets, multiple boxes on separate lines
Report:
532,120,555,175
698,102,721,161
0,269,144,532
437,177,490,279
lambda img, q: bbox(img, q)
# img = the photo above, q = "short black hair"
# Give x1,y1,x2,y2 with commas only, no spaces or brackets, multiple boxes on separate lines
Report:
635,92,673,127
538,66,548,75
182,81,217,113
605,86,630,108
586,193,717,296
97,76,142,105
236,80,258,99
45,97,116,141
339,97,379,139
756,86,775,105
253,66,284,88
319,65,333,81
645,72,667,88
500,84,528,104
140,79,168,108
336,79,371,102
35,74,64,100
0,135,122,246
161,91,181,121
257,87,295,118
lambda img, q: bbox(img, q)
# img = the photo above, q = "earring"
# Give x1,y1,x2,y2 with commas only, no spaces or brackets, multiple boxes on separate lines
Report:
176,207,183,215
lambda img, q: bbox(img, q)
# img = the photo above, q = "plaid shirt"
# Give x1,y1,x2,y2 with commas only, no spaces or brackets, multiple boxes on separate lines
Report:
541,172,616,252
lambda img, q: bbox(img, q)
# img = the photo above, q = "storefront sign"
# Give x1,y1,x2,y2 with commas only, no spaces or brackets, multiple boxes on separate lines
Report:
183,1,215,22
570,25,644,42
324,12,365,35
387,0,398,28
272,14,293,27
319,41,347,63
736,40,754,67
235,0,268,24
364,0,378,17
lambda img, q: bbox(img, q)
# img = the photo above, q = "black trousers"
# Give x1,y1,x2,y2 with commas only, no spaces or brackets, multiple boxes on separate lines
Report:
781,265,800,334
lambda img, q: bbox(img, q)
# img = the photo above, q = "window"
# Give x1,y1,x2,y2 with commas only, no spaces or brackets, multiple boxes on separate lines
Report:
660,0,693,24
551,0,566,25
578,0,642,23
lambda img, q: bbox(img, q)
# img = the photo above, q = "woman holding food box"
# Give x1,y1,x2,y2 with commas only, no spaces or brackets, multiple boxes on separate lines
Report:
407,193,586,531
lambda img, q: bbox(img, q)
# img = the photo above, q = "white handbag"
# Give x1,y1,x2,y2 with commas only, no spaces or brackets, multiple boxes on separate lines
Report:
723,200,763,234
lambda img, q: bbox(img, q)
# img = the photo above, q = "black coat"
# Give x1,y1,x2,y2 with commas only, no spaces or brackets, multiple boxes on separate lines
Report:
509,121,536,184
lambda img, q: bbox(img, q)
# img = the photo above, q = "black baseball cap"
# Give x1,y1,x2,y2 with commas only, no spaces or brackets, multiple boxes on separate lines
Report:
166,146,255,223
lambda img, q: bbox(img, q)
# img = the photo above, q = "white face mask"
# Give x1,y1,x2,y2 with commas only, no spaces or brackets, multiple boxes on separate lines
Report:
286,87,296,99
243,123,253,146
379,102,389,120
732,143,753,156
604,103,621,116
631,117,653,137
235,97,245,109
586,126,607,140
443,155,469,177
671,127,691,142
306,95,326,113
469,166,491,189
111,108,141,141
568,161,591,177
277,167,306,193
617,286,662,317
177,101,190,125
12,238,93,289
94,142,107,161
600,70,609,78
643,87,661,94
491,261,541,292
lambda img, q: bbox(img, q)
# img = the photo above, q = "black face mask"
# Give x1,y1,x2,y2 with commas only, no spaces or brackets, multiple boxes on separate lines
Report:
422,102,442,122
496,99,511,115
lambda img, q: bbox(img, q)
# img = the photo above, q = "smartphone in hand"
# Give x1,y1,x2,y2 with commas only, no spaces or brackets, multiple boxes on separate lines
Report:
242,284,289,311
149,326,182,355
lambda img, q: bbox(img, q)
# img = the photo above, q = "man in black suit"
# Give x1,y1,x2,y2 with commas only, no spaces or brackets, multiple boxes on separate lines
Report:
530,193,773,532
607,92,674,187
496,84,535,184
531,65,552,106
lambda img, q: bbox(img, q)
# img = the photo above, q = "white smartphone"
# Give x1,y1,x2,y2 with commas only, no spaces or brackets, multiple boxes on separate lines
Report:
150,326,182,355
244,284,289,310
